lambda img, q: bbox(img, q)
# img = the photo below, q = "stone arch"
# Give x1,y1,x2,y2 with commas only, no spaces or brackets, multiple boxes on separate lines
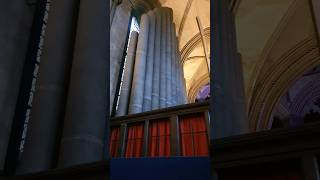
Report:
248,36,320,130
188,73,210,102
180,27,210,64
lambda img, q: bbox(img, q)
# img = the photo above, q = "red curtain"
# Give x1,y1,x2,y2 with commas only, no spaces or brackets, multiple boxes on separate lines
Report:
148,119,171,157
124,123,144,157
109,127,120,158
179,113,209,156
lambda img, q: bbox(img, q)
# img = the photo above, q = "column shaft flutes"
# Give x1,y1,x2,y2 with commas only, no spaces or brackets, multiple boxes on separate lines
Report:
159,8,168,108
116,31,138,116
171,24,177,106
151,9,162,110
58,0,108,167
165,9,173,107
128,14,150,114
18,0,77,173
143,11,156,112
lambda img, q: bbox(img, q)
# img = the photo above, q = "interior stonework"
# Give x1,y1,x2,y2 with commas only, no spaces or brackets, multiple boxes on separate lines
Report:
235,0,320,130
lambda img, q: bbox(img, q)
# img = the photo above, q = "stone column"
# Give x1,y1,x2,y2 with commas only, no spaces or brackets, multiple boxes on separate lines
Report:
17,0,78,173
171,24,177,106
143,11,156,112
159,8,168,108
0,0,36,170
58,0,108,167
128,14,150,114
165,9,173,107
116,31,138,116
211,0,249,139
151,9,162,110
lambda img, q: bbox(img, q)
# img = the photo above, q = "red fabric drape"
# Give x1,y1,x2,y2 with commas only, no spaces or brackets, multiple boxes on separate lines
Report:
109,127,120,158
125,123,144,157
179,113,209,156
148,119,171,157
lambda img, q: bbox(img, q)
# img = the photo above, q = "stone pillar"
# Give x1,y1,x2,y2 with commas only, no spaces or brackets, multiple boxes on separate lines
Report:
151,9,162,110
211,0,249,139
0,0,36,170
171,24,177,106
110,0,131,113
17,0,78,173
159,8,168,108
58,0,108,167
143,11,156,112
116,31,139,116
165,9,173,107
128,14,150,114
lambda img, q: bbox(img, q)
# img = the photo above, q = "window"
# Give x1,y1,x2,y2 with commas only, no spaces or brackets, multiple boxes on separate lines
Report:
124,123,144,157
179,113,209,156
148,119,171,157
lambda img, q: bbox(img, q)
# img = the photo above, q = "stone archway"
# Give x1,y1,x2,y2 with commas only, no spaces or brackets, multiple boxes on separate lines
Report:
248,36,320,130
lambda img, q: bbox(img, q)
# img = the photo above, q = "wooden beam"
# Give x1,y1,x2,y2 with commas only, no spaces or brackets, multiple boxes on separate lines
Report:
196,16,210,73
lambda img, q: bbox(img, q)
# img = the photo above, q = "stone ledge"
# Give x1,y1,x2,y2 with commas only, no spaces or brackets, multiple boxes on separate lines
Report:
211,122,320,168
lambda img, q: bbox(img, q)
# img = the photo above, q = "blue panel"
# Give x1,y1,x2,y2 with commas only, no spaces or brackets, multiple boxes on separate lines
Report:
110,157,212,180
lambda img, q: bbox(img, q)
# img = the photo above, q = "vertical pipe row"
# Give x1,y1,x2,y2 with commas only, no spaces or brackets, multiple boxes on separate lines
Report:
171,24,177,106
128,14,150,114
116,31,139,116
17,0,78,173
126,7,186,115
143,10,156,112
165,9,173,107
151,8,162,110
159,8,168,108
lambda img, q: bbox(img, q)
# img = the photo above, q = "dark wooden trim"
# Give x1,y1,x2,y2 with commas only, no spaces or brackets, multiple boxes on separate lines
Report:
143,120,149,156
204,110,211,141
211,122,320,169
2,161,109,180
170,115,179,156
111,101,209,126
118,123,127,157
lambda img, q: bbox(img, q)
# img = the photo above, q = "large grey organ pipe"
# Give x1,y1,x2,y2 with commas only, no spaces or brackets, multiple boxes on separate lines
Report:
128,14,150,114
17,0,78,173
151,9,162,110
171,24,177,106
143,10,156,112
116,31,138,116
165,9,173,107
159,8,168,108
124,7,186,114
58,0,108,167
